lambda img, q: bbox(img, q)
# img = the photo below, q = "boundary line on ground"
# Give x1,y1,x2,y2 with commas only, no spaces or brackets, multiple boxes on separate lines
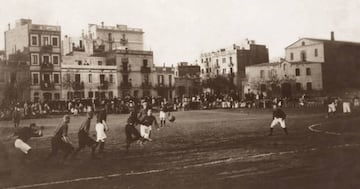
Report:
308,123,342,136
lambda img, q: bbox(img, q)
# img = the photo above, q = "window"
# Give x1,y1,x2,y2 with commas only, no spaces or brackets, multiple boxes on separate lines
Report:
301,51,307,61
295,68,300,76
52,55,59,64
88,91,94,98
31,35,38,46
109,92,113,99
31,54,39,65
216,59,218,64
306,68,311,76
260,70,265,78
209,68,211,73
100,74,105,83
222,58,226,63
42,36,49,46
54,93,60,100
314,49,318,57
52,37,59,46
223,68,226,74
206,68,209,73
32,73,39,84
77,60,82,65
109,74,113,83
98,61,103,65
75,74,81,82
306,82,312,91
88,74,92,83
43,56,50,64
230,57,233,63
296,83,302,91
54,74,60,84
201,69,204,74
290,52,294,60
143,59,148,67
168,75,172,86
230,68,233,73
302,41,306,46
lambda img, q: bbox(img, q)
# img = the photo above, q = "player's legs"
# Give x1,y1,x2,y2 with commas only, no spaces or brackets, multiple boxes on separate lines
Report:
269,118,279,136
279,119,288,135
46,138,60,161
14,139,32,154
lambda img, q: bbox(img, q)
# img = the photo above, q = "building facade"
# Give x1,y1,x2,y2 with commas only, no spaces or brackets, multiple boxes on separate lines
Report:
174,62,201,97
245,61,323,97
5,19,62,102
285,32,360,92
199,39,269,94
62,22,157,99
154,65,175,100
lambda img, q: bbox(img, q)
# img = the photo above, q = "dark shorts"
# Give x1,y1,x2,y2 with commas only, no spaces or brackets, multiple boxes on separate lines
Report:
78,131,96,147
51,137,74,153
125,123,141,143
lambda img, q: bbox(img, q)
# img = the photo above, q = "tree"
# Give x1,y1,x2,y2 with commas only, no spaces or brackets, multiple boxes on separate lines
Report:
2,79,30,104
202,75,235,94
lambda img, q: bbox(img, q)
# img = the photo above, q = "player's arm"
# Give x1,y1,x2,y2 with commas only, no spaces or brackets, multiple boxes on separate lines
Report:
61,125,71,143
102,120,109,131
32,126,44,137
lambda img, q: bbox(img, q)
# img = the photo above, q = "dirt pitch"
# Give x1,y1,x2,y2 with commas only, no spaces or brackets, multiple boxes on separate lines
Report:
1,108,360,189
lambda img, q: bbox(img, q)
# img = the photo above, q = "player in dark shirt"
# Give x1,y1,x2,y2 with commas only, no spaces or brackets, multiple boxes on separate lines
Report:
139,109,159,142
14,123,43,161
269,104,288,136
72,111,98,158
125,104,145,151
46,115,74,162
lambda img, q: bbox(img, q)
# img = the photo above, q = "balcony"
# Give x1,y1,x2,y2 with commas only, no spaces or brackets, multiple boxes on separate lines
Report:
119,81,132,89
155,83,174,89
141,82,152,89
73,47,85,52
141,66,151,73
41,45,53,53
40,63,54,70
98,81,109,90
40,81,55,90
72,81,84,90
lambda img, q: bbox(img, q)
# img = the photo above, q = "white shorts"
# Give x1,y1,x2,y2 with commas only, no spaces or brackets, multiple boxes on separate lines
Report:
159,111,166,120
95,123,107,142
328,104,336,113
140,125,152,139
14,139,31,154
270,118,286,128
343,102,351,113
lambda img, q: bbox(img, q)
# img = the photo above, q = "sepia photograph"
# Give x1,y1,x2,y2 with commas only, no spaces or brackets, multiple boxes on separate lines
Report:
1,0,360,188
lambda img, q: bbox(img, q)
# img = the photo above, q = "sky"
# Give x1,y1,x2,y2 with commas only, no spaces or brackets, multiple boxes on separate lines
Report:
0,0,360,66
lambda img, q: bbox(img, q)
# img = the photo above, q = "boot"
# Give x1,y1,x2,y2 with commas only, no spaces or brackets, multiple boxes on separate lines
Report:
99,142,105,153
268,128,273,136
283,128,288,135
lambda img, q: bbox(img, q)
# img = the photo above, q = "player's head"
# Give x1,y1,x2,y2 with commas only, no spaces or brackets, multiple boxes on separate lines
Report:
63,115,71,124
142,101,148,108
147,108,153,116
29,123,36,129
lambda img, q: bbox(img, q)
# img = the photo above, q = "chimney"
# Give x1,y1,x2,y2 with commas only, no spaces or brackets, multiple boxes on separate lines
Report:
331,31,335,41
101,21,104,27
8,23,10,30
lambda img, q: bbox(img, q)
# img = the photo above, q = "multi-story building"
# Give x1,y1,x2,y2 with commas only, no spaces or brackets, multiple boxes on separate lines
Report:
62,22,156,99
199,39,269,94
0,50,5,61
245,60,323,97
285,32,360,92
174,62,201,97
154,65,175,100
5,19,62,102
61,51,118,100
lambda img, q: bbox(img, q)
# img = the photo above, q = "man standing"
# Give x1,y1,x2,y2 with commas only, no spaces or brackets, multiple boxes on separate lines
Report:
46,115,74,162
14,123,43,162
159,102,167,128
72,112,98,158
268,104,288,136
13,106,21,128
95,110,108,153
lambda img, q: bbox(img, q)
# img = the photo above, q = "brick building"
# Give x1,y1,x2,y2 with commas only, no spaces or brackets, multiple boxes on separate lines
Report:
155,65,175,100
174,62,201,97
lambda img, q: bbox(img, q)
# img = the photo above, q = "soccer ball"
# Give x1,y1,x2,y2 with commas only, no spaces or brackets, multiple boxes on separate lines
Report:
169,115,176,122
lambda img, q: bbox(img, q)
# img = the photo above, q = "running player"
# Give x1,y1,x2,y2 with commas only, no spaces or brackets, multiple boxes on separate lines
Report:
268,104,288,136
72,111,98,159
46,115,74,163
95,110,108,154
14,123,43,162
139,109,159,142
159,102,167,128
125,104,145,151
